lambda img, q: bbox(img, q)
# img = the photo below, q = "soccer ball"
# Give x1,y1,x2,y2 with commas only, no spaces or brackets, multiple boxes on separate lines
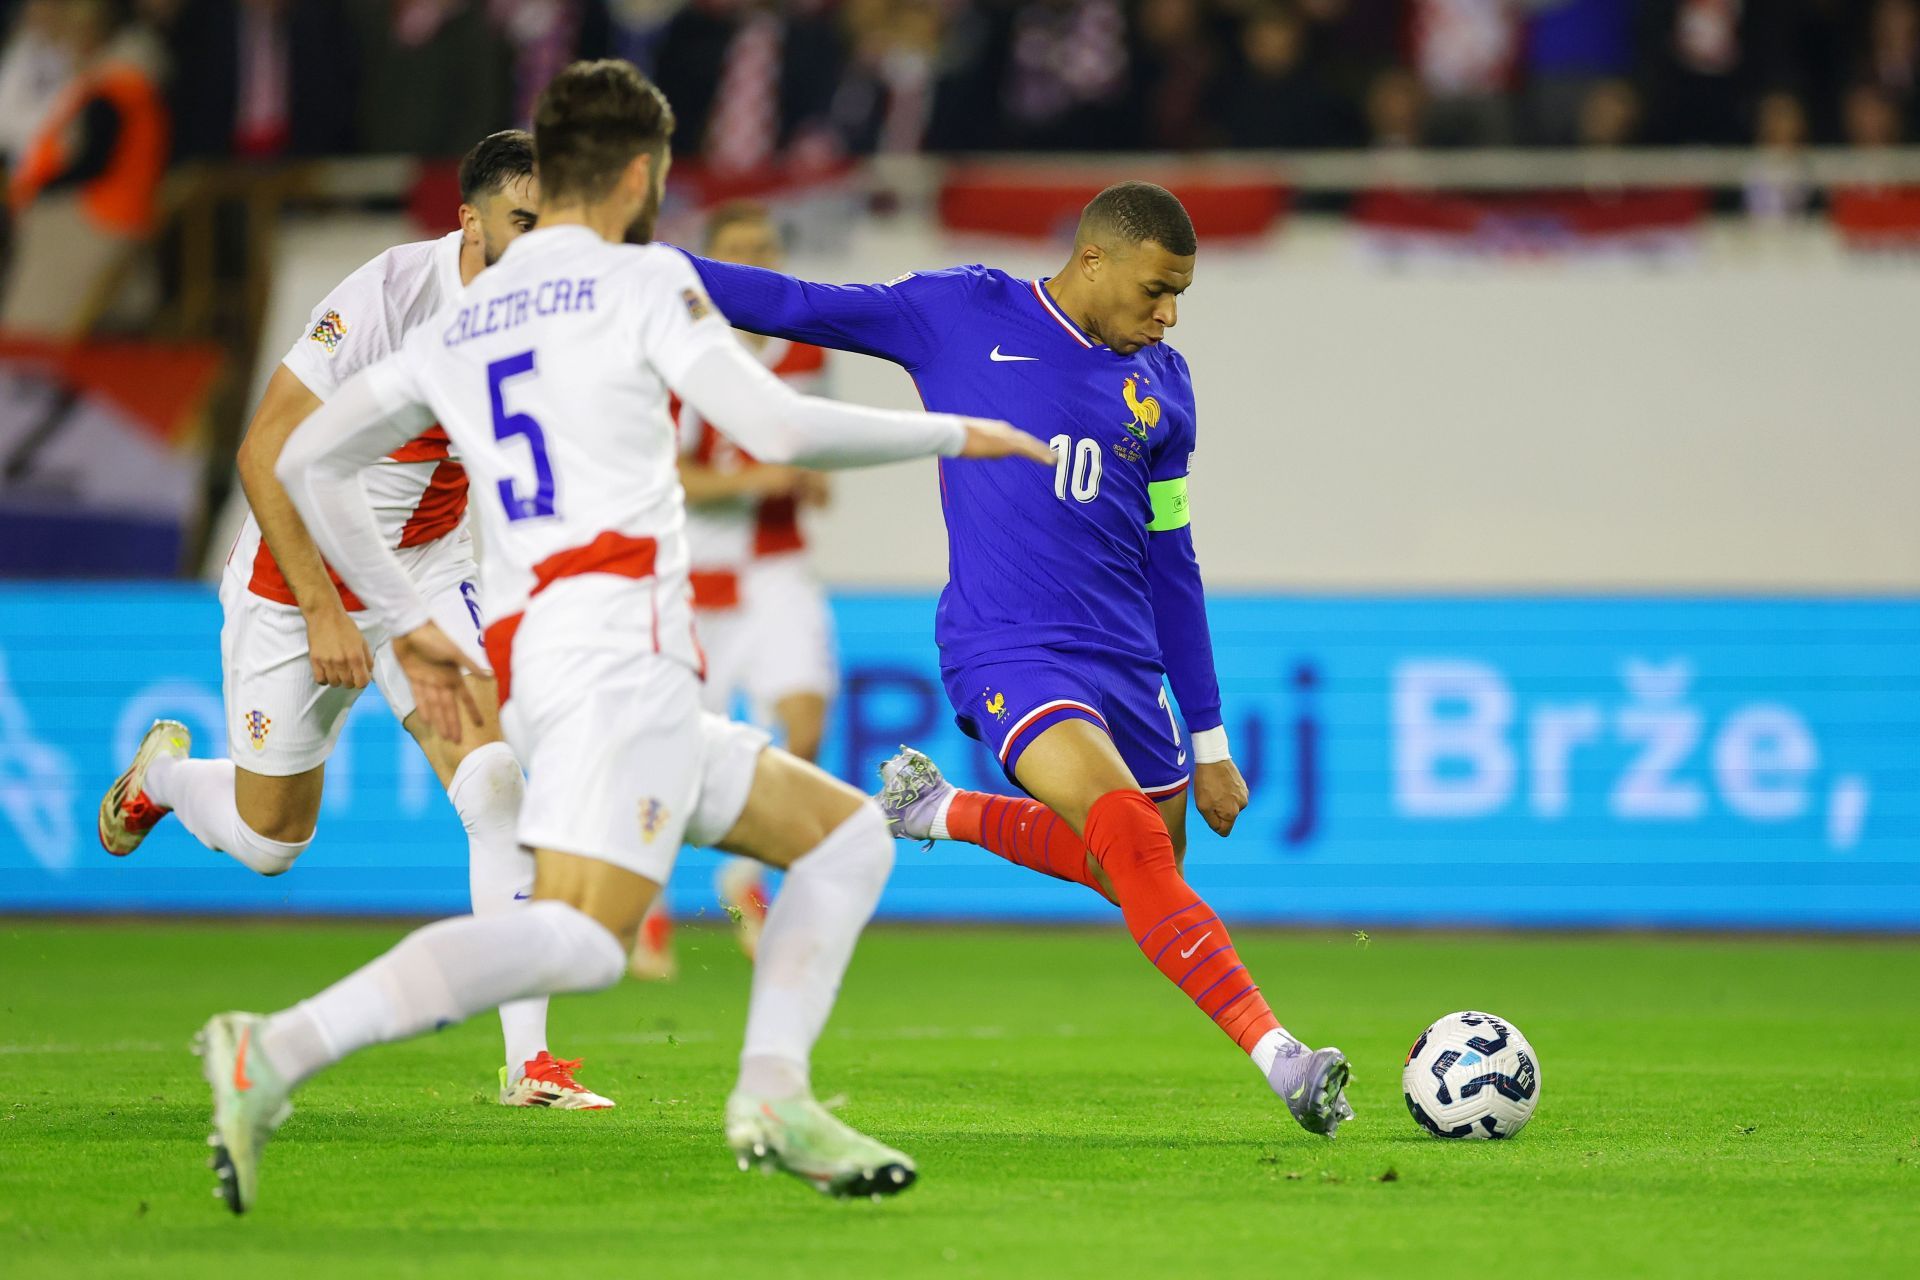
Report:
1402,1010,1542,1139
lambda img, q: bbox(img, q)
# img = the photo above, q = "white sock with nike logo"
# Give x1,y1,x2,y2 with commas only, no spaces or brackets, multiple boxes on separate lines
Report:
258,901,624,1088
447,741,548,1079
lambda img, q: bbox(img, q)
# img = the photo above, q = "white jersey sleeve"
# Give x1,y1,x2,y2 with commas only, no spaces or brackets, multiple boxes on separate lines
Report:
280,261,403,401
646,254,966,468
632,251,742,385
276,351,439,634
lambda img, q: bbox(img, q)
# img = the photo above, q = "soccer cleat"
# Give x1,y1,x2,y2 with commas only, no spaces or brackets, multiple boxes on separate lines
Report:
498,1050,616,1109
1269,1045,1355,1139
875,745,955,844
716,858,769,962
98,718,190,856
194,1011,293,1215
726,1091,917,1200
627,904,677,982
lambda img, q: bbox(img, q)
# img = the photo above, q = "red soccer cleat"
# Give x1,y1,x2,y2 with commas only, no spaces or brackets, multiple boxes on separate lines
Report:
498,1050,615,1110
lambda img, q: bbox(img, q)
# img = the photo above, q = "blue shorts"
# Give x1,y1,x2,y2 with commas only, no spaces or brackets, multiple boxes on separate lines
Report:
942,647,1191,800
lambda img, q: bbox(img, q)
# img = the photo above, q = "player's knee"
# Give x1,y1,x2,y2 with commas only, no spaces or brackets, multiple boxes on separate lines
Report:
230,818,311,877
234,783,321,847
521,900,626,993
788,803,893,897
446,741,523,835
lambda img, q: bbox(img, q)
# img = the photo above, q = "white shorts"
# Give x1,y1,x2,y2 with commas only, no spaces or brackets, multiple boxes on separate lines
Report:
219,530,490,776
696,554,838,722
501,623,771,884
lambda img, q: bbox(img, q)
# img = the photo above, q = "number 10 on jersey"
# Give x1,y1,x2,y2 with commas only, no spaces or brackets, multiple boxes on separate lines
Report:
1049,434,1102,503
489,351,555,521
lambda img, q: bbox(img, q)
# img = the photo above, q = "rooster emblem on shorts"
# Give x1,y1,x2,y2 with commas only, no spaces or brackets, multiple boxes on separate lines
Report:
1122,374,1160,440
985,691,1008,722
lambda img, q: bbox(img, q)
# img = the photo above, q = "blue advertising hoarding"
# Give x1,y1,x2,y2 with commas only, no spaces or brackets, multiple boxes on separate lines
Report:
1,585,1915,928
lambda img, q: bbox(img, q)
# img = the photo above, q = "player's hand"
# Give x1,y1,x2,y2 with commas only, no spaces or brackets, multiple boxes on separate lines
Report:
304,602,374,689
393,623,480,744
957,418,1054,464
1194,758,1250,837
795,471,831,507
741,464,807,498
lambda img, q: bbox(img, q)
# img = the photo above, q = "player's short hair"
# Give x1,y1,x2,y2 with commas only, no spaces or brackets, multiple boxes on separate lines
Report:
457,130,534,205
1078,181,1198,257
702,199,776,250
533,60,677,205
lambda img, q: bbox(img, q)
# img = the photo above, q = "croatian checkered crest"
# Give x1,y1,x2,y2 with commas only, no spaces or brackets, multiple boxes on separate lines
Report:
1402,1010,1542,1140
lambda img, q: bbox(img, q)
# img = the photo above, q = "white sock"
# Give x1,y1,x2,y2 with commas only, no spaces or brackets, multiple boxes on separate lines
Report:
259,900,623,1088
926,789,958,841
142,755,308,875
448,741,547,1077
738,803,894,1099
1251,1026,1306,1078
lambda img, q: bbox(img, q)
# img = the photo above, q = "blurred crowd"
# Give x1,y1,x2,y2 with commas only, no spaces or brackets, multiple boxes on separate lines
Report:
0,0,1913,331
2,1,1916,177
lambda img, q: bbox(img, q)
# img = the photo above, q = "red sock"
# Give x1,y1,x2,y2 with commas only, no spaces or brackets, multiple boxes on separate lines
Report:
1081,789,1281,1054
944,791,1105,893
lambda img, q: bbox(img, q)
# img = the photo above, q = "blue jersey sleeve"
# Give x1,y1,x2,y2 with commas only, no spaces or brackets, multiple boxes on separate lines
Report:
1145,353,1223,733
679,254,984,371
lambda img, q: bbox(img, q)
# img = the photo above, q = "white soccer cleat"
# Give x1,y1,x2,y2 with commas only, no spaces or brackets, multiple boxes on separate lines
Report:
98,718,190,856
726,1091,917,1199
194,1011,293,1215
498,1051,616,1109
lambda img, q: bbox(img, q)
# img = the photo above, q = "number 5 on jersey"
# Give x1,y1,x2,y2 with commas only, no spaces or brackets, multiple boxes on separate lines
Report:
489,351,555,521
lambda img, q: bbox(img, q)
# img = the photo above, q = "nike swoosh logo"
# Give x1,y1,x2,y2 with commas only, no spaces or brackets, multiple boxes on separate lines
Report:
1288,1082,1306,1102
1177,750,1188,766
989,346,1038,362
513,891,532,900
233,1026,254,1092
1179,930,1213,959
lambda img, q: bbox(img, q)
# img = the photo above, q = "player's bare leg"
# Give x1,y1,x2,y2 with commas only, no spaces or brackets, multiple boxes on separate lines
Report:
879,727,1350,1138
708,745,916,1198
716,689,828,963
196,848,645,1213
404,672,612,1109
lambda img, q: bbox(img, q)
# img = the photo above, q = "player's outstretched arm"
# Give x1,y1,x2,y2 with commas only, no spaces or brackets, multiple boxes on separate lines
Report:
680,252,943,368
274,362,437,650
671,340,1051,470
234,366,375,689
1146,480,1246,836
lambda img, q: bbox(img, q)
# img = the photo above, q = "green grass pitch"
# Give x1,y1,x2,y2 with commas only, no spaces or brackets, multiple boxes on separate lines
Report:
2,920,1915,1278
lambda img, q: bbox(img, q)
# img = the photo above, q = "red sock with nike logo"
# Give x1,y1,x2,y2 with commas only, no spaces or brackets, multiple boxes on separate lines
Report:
1081,789,1282,1054
942,790,1108,895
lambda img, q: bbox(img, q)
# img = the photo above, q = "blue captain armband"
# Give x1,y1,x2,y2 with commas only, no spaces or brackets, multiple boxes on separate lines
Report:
1146,477,1190,531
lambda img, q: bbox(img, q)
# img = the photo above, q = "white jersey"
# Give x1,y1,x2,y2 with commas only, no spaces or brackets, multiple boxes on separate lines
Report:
230,230,467,610
383,226,742,682
278,222,969,711
678,335,827,607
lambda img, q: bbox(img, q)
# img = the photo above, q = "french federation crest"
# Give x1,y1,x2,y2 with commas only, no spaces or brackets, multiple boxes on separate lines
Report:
307,309,347,355
681,288,712,321
984,691,1008,722
244,709,272,751
1121,374,1160,440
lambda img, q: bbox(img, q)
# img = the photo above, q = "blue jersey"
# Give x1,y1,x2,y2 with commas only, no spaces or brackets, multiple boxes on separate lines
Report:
684,257,1223,733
